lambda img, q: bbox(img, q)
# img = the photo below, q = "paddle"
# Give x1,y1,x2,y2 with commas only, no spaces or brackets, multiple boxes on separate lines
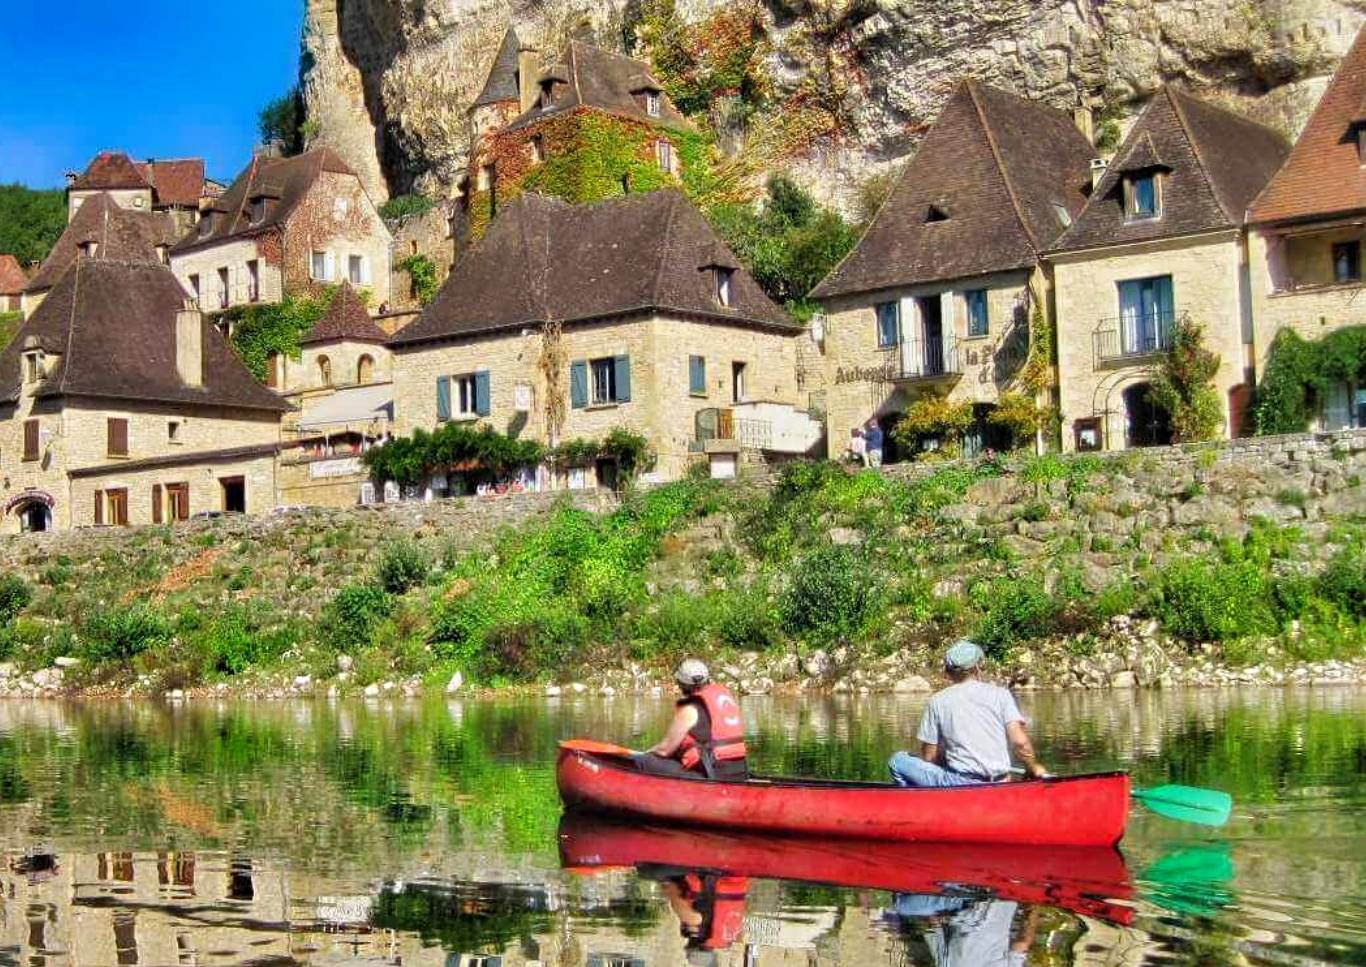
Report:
1131,784,1232,828
560,738,638,758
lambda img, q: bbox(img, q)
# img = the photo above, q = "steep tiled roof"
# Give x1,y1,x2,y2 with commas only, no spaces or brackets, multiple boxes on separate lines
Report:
812,81,1095,299
391,190,796,346
300,282,390,345
172,148,359,253
0,260,288,412
0,255,26,295
472,27,524,108
70,151,150,191
137,159,206,208
1054,88,1288,252
1250,25,1366,224
505,40,690,132
25,193,180,294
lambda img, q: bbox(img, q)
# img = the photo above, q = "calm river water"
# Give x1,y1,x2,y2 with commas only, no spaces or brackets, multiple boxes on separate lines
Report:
0,688,1363,966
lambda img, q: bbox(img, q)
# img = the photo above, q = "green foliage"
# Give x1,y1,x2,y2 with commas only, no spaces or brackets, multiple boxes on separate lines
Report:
1255,326,1366,435
80,605,173,663
380,194,436,221
363,422,545,487
988,392,1047,447
320,584,395,651
1151,557,1278,643
600,427,656,478
397,254,439,305
0,184,66,265
222,289,336,380
893,395,974,454
969,574,1060,657
708,176,857,307
852,168,900,227
780,544,876,639
636,0,767,115
521,113,675,203
1318,543,1366,619
1149,318,1223,442
258,86,307,155
0,575,31,624
0,312,22,354
376,541,431,595
180,604,297,675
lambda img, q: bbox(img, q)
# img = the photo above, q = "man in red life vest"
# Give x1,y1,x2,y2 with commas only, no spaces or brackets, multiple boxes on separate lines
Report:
636,659,749,780
660,872,750,957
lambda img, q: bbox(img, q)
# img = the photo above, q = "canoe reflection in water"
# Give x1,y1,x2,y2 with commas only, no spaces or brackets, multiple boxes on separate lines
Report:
559,814,1134,963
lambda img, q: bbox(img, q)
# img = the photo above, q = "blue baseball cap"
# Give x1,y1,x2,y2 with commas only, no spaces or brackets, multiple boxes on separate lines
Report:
945,639,985,670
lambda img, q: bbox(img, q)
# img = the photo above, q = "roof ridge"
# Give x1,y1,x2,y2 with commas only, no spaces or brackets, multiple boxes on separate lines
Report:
59,260,82,396
966,80,1042,251
648,191,683,307
1164,87,1234,222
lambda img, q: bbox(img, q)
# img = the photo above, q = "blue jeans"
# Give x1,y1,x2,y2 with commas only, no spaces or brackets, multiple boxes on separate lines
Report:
888,751,979,788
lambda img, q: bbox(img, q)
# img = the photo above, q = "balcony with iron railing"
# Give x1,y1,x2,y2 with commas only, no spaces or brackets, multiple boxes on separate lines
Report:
880,335,962,382
1093,310,1185,365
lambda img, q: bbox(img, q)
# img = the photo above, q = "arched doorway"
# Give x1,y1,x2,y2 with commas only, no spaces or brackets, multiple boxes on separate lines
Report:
1124,382,1173,448
357,354,375,384
16,501,51,533
876,411,908,465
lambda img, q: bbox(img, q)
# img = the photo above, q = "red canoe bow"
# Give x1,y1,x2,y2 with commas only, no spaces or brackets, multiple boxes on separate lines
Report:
557,748,1131,847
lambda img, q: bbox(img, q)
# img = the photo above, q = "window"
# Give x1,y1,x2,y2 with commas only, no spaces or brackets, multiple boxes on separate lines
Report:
250,197,267,224
152,483,190,524
436,372,490,419
876,302,900,348
358,355,375,383
925,205,949,223
965,289,989,338
80,241,98,259
132,196,145,208
220,477,246,514
216,267,229,309
732,361,748,403
168,421,182,444
107,418,129,457
656,140,675,174
348,254,370,286
188,274,200,300
311,251,334,281
645,91,661,117
23,352,44,384
1117,275,1175,355
689,355,707,396
156,245,170,265
1074,417,1102,452
98,489,129,527
317,355,332,386
592,358,616,405
714,267,734,307
247,260,260,302
333,197,350,220
1333,241,1360,283
1126,174,1159,219
570,357,630,408
23,419,39,461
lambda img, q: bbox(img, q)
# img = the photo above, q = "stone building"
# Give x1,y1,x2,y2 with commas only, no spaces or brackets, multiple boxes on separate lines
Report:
0,254,26,313
66,150,217,235
455,28,695,251
1049,88,1288,451
811,80,1095,462
170,147,392,312
390,189,812,485
1247,24,1366,431
21,191,181,318
0,260,288,535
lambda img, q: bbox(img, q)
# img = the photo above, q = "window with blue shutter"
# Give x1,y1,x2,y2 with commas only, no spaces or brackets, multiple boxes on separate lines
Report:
689,355,706,396
613,355,631,402
876,302,899,348
570,361,588,409
436,376,451,421
1128,174,1159,218
965,289,989,337
474,370,491,416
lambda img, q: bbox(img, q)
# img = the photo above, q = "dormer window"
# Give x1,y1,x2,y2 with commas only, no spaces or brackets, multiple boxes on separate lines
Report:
23,351,44,384
250,197,267,224
199,213,213,236
715,268,734,308
79,241,98,259
1125,173,1160,220
645,91,661,117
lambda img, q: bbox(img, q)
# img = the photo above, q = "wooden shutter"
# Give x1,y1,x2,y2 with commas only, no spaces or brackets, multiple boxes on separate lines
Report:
114,490,128,526
108,418,129,457
176,485,190,521
474,370,491,416
569,361,588,409
436,376,451,421
613,355,631,403
23,419,39,461
94,490,104,526
689,355,706,396
152,485,163,524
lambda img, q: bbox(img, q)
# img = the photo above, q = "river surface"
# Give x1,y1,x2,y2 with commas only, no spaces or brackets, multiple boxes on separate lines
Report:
0,689,1363,966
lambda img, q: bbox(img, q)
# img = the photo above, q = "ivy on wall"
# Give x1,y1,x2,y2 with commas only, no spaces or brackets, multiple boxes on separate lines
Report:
1255,326,1366,435
398,254,440,305
221,288,338,381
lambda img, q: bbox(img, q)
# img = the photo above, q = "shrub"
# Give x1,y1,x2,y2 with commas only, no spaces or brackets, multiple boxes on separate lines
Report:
1148,318,1223,443
376,540,431,595
80,605,172,663
1318,544,1366,619
320,584,394,650
39,560,74,587
987,392,1047,448
1151,557,1278,643
969,575,1060,657
0,575,32,624
484,606,590,679
780,545,876,638
893,396,974,454
380,194,436,221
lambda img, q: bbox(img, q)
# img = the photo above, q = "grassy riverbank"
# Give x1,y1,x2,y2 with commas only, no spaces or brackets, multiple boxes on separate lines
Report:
1,452,1364,696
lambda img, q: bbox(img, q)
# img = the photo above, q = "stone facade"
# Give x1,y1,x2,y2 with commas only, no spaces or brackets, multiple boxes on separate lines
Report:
392,313,800,480
173,236,285,310
284,340,391,394
1052,232,1253,451
70,450,279,527
388,204,455,310
69,186,151,219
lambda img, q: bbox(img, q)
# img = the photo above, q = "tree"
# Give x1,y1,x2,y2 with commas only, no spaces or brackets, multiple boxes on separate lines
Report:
0,184,67,265
1149,318,1222,443
258,87,307,156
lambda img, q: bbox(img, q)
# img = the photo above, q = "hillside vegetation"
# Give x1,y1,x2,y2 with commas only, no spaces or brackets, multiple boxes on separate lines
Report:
0,184,65,266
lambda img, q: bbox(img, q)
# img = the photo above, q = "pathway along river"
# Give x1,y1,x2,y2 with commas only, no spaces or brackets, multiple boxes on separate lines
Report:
0,688,1363,965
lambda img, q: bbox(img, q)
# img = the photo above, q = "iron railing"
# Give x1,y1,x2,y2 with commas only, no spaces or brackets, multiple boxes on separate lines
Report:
882,335,962,380
1094,310,1185,362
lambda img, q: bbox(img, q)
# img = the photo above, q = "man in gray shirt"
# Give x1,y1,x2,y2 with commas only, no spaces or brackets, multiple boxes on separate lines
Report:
889,640,1049,786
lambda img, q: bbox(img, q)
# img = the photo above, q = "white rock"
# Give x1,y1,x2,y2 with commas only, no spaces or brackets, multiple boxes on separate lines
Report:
364,683,381,697
570,682,588,694
446,670,464,694
544,684,563,697
294,675,312,689
893,675,932,694
1110,671,1137,688
336,654,354,673
382,680,396,692
0,662,15,679
166,689,185,701
54,656,81,669
32,668,62,688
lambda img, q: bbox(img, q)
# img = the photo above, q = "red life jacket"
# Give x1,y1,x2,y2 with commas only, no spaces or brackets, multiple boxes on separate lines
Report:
683,874,750,950
676,683,748,773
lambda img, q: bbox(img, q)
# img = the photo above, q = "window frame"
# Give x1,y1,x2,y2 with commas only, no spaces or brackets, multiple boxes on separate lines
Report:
656,139,674,175
1332,240,1361,284
645,91,661,117
875,302,900,348
453,373,479,418
216,266,230,309
246,259,260,302
590,358,617,406
348,254,370,286
965,289,990,338
689,355,707,397
715,268,734,308
1125,173,1160,220
107,417,129,458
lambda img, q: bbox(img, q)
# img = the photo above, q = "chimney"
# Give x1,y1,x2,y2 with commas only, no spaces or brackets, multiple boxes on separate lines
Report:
1073,107,1094,145
1089,158,1109,190
175,299,204,388
518,42,540,113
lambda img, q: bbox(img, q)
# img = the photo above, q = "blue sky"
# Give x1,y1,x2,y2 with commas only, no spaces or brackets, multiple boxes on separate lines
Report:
0,1,304,189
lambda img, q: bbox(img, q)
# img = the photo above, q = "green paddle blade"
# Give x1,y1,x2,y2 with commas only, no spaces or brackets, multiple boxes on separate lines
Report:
1132,784,1233,827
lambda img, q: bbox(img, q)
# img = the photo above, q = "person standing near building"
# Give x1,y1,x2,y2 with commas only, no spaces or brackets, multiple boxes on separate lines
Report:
865,419,885,467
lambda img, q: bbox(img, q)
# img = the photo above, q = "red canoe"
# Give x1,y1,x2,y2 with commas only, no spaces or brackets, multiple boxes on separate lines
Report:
556,749,1132,846
559,814,1135,925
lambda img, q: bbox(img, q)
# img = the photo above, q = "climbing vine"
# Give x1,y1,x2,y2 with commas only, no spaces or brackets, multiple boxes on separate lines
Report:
1255,326,1366,435
222,288,338,381
363,423,545,488
398,253,439,305
1149,317,1223,443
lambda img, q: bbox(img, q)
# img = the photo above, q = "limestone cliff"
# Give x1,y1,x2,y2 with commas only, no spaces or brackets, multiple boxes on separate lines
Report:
302,0,1366,209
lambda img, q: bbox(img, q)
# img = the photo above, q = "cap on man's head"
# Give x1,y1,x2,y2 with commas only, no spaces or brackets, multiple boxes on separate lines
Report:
944,639,985,670
675,658,711,688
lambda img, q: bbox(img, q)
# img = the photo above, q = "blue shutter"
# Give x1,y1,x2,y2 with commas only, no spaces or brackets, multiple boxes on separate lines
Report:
967,290,989,337
876,302,899,348
474,370,491,416
689,355,706,395
570,361,588,409
436,376,451,421
614,355,631,402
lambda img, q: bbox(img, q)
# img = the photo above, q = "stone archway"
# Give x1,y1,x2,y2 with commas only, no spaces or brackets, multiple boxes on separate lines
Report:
1123,382,1173,448
6,491,55,534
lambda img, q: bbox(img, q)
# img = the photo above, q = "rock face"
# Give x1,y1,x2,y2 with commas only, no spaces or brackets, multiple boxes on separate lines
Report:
302,0,1365,208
